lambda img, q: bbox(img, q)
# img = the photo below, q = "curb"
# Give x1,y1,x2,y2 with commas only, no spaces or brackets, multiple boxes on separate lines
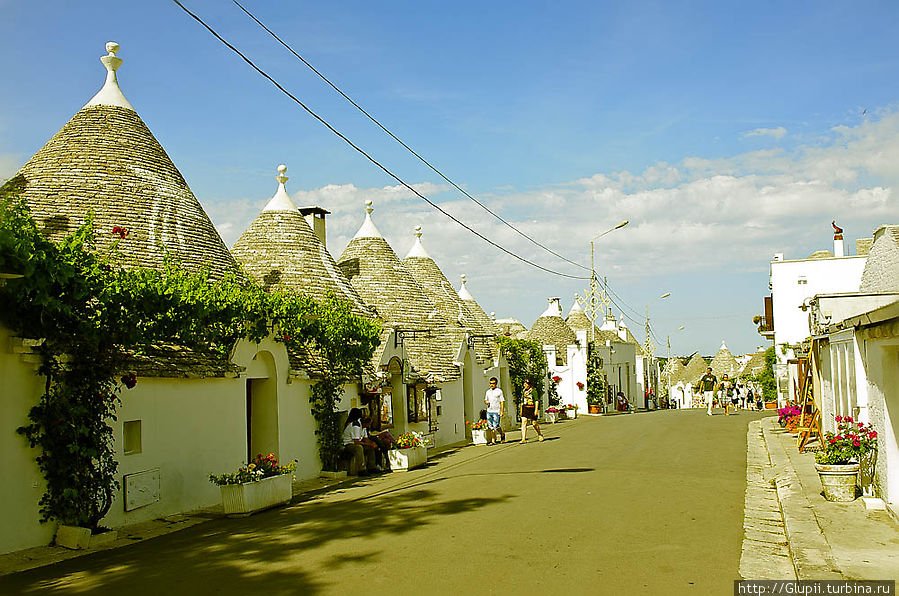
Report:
760,418,843,580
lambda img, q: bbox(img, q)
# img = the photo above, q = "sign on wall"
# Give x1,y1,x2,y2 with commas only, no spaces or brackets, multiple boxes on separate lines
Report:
124,468,161,511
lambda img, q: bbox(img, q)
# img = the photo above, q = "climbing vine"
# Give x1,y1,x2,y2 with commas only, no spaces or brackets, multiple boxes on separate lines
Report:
586,342,606,406
752,346,778,403
496,336,546,410
0,191,379,528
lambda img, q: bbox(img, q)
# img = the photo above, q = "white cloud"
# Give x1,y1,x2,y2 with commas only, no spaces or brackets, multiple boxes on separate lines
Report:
744,127,787,140
202,109,899,353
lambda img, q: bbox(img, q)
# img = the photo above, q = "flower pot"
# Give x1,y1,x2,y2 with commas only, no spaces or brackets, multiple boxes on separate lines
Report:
55,526,119,550
764,402,777,410
545,412,558,424
220,474,293,515
568,408,577,419
388,446,427,471
588,404,602,414
471,429,488,445
815,463,859,502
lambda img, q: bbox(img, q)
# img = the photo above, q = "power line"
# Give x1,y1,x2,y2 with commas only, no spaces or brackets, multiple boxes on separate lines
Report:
171,0,588,281
231,0,590,273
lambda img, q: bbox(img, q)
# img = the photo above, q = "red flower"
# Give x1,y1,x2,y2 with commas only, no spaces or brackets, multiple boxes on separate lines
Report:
853,440,861,447
552,375,562,383
845,416,854,423
120,372,137,389
869,431,878,439
111,225,129,239
835,415,843,422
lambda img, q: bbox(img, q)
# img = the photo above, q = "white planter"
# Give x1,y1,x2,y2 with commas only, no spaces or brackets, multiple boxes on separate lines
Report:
545,412,558,424
567,408,578,419
388,446,428,471
55,525,118,550
472,429,488,445
220,474,293,515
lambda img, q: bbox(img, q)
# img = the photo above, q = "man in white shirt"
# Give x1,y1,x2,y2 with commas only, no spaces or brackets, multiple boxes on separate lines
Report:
484,377,505,444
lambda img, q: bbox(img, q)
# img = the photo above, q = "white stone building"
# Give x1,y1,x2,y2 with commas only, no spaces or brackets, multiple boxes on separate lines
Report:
763,225,868,403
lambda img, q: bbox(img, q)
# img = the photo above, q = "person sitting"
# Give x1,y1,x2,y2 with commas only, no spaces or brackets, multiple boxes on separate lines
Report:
616,390,630,412
342,408,375,475
361,416,390,472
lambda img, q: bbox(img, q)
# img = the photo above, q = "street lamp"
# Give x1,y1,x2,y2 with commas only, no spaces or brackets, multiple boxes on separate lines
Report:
586,220,628,342
665,325,686,408
644,292,671,408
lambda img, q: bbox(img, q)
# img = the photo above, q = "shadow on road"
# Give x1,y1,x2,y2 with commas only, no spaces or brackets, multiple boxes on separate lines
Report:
2,486,510,595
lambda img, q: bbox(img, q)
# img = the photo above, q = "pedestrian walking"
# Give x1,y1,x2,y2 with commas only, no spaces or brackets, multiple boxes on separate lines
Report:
746,387,755,410
484,376,505,444
519,379,544,443
698,367,717,416
719,374,735,416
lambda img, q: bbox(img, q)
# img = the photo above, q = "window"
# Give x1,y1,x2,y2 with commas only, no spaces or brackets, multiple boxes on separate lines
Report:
797,276,808,285
124,420,142,455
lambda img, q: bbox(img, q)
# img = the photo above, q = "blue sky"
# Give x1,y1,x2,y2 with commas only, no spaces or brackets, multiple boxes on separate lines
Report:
2,1,899,357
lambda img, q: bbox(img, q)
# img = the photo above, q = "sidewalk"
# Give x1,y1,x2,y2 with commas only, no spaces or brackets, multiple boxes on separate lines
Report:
0,443,479,577
749,416,899,580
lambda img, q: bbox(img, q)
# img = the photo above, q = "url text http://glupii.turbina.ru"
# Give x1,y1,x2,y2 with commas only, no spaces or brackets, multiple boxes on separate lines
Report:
735,580,895,596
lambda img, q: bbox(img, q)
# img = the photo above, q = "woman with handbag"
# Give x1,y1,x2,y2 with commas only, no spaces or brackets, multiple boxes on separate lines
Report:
519,378,545,444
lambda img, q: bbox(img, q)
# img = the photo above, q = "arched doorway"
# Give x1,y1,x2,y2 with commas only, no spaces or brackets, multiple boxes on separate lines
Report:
245,350,279,462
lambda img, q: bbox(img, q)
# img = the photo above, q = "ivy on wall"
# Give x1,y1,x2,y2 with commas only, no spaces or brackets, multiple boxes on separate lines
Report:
0,192,379,528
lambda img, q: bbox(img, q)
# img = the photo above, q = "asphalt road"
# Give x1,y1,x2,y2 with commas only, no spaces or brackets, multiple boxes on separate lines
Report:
1,409,769,595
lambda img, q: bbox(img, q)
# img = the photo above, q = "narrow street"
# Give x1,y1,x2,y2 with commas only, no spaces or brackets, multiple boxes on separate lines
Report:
1,410,769,595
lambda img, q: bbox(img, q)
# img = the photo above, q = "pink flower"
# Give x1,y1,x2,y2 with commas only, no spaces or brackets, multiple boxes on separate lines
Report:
869,431,878,439
853,440,861,447
835,415,843,422
845,416,854,423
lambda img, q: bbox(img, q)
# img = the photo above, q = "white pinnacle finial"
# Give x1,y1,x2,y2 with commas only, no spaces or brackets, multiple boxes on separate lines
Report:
263,164,297,212
405,224,429,258
354,200,382,239
458,274,475,301
84,41,134,111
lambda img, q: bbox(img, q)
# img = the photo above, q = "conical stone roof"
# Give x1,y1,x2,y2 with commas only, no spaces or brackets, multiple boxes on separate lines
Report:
2,43,238,279
526,298,577,365
682,352,710,385
337,202,458,381
457,274,499,336
710,341,740,379
740,350,768,379
860,225,899,293
402,227,495,364
664,356,685,383
565,299,600,338
231,165,372,317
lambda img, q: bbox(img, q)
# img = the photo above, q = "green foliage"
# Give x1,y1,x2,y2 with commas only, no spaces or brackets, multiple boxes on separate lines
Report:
586,342,606,405
0,193,379,527
496,336,546,407
815,416,878,465
209,452,297,486
752,346,778,402
309,378,345,472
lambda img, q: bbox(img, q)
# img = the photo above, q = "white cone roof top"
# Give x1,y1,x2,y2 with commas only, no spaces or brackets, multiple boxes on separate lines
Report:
720,340,729,351
405,225,431,259
568,298,584,315
84,42,135,111
262,165,298,212
457,274,475,301
540,297,563,319
353,200,383,239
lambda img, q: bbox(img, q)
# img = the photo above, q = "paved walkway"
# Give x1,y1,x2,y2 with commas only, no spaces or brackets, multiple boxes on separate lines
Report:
742,416,898,580
2,411,896,591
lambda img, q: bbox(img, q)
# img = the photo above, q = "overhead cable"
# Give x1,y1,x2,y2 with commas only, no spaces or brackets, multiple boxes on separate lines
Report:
171,0,588,280
231,0,590,273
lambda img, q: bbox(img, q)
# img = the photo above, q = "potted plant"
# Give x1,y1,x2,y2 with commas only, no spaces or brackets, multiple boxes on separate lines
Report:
388,431,428,471
209,453,297,515
467,419,489,444
565,403,578,419
545,406,559,424
814,416,878,502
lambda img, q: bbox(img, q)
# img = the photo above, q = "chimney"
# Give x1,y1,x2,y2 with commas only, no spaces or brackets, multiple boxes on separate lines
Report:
298,206,330,248
832,221,844,257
